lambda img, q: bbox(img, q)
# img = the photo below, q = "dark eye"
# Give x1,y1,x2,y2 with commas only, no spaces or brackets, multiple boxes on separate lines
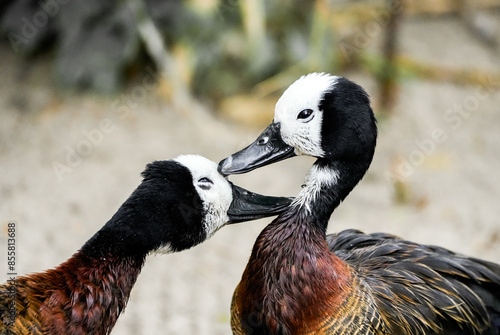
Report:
198,177,213,190
297,109,314,121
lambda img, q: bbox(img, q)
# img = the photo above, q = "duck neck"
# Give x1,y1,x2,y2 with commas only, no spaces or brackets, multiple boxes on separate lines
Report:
20,200,168,334
80,187,182,259
291,158,369,233
81,215,156,260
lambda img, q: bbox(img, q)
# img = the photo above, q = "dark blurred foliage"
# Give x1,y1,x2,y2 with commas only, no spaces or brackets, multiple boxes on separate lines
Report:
1,0,498,109
2,0,139,92
0,0,319,99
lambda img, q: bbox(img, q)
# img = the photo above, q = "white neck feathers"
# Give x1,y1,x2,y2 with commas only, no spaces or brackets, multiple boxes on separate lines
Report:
292,164,339,214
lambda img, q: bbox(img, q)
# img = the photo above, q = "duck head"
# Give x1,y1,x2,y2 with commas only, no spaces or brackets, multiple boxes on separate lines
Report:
152,155,293,252
85,155,292,257
218,73,377,221
219,73,377,174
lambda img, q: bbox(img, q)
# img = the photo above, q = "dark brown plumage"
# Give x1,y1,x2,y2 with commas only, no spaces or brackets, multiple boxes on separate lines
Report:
0,254,143,335
219,73,500,334
326,229,500,334
230,208,500,335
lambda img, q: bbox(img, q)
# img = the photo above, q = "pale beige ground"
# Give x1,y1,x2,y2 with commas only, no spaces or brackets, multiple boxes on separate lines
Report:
1,15,500,335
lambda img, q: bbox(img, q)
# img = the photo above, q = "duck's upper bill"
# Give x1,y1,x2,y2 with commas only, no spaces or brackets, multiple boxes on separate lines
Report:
218,122,296,175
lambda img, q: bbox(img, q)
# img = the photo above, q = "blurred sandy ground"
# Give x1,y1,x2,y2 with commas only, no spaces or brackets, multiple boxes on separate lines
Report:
1,14,500,335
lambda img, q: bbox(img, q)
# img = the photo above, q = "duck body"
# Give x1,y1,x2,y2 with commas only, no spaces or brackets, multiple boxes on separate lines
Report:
232,210,380,335
220,73,500,334
0,155,292,335
327,229,500,335
231,210,500,335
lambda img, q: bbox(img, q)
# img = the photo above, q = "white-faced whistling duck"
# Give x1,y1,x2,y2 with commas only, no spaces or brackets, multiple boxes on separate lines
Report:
219,73,500,335
0,155,291,335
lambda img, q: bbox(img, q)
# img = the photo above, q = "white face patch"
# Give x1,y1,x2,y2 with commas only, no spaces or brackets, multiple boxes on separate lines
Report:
275,73,339,157
173,155,233,238
292,164,339,214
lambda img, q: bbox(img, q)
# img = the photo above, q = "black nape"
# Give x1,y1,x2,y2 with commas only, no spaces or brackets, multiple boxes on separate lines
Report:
319,78,377,169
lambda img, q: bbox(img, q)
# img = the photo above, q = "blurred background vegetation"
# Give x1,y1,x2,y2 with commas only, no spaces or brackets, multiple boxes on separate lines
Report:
2,2,500,333
1,0,499,122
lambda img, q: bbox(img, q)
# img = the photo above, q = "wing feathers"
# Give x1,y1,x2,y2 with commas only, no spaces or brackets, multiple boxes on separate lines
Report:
328,229,500,334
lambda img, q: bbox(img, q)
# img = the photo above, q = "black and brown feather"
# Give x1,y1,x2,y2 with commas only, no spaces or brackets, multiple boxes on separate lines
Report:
328,229,500,335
